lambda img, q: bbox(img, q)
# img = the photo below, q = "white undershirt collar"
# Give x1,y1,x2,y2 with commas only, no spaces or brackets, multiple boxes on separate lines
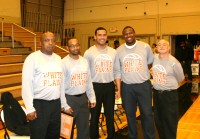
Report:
125,40,137,49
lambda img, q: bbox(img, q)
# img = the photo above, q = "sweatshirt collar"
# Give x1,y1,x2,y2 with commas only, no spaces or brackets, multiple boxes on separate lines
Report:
125,40,137,49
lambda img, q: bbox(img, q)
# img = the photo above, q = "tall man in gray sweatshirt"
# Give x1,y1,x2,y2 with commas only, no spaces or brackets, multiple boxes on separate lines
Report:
114,26,155,139
84,27,116,139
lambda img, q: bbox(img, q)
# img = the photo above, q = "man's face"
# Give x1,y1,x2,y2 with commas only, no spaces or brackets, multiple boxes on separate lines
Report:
157,40,170,54
94,30,107,46
123,28,136,46
67,39,80,56
114,43,120,48
40,32,56,55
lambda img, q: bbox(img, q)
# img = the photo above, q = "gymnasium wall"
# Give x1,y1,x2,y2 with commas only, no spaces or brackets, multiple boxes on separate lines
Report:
0,0,21,23
64,0,200,53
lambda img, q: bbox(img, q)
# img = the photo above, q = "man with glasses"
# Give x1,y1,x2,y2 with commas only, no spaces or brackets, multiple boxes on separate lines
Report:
61,38,96,139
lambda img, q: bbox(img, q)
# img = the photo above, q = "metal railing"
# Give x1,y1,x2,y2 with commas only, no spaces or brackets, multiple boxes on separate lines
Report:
0,17,4,42
11,23,37,51
24,10,64,42
55,45,69,53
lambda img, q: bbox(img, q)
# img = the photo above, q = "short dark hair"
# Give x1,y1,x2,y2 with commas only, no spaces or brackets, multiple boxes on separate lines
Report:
66,37,76,46
114,40,119,44
122,26,135,34
152,43,157,47
95,27,107,35
40,31,56,42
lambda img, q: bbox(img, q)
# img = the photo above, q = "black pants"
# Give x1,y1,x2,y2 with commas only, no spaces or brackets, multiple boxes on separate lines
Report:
121,80,155,139
90,82,115,139
182,60,192,80
30,99,61,139
66,94,90,139
153,89,179,139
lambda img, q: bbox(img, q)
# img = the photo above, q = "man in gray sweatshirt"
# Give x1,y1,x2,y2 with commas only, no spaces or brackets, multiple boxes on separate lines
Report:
152,39,184,139
84,27,116,139
114,26,155,139
22,32,63,139
61,38,96,139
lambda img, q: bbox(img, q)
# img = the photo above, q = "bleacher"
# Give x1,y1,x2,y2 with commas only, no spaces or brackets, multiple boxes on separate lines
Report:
0,22,68,100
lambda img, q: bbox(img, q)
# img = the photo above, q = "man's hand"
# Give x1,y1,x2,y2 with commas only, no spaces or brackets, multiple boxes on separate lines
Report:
65,108,73,115
90,102,96,108
27,111,37,121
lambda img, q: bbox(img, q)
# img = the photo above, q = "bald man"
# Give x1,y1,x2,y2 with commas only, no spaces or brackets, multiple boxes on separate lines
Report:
22,32,64,139
152,39,184,139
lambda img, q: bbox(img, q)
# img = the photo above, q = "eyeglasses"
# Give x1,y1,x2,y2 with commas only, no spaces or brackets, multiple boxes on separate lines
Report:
69,44,80,48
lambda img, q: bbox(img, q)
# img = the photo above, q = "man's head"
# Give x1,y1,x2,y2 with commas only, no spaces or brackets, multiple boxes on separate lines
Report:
152,43,157,48
179,42,185,47
122,26,136,46
197,41,200,45
67,38,80,56
94,27,107,47
157,39,170,55
114,40,120,49
40,32,56,55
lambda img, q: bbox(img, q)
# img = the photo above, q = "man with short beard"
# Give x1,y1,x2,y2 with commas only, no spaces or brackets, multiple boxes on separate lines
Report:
84,27,116,139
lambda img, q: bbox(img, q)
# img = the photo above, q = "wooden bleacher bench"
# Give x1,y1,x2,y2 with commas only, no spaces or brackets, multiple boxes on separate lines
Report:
0,48,10,56
0,73,22,87
0,85,22,99
0,55,25,64
0,63,23,75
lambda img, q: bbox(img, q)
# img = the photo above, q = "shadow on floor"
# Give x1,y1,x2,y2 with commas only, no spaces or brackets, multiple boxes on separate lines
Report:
115,119,160,139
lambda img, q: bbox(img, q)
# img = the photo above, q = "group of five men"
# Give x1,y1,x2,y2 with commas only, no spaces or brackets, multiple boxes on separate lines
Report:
22,26,184,139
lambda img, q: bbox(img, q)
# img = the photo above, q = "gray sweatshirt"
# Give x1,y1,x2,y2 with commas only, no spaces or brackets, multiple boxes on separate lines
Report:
84,45,116,83
61,55,96,110
152,54,185,90
22,50,63,113
114,41,154,84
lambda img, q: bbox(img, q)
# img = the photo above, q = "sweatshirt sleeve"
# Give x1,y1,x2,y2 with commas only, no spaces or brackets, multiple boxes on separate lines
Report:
86,62,96,103
60,60,71,110
146,43,154,64
22,55,36,114
173,61,185,83
83,50,90,63
113,50,121,79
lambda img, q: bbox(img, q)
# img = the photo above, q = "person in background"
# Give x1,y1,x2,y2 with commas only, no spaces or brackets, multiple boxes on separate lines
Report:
175,41,185,64
195,40,200,50
106,40,109,46
175,40,194,81
184,39,194,81
114,26,155,139
151,43,158,54
61,38,96,139
84,27,116,139
152,39,184,139
22,32,63,139
114,40,120,49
